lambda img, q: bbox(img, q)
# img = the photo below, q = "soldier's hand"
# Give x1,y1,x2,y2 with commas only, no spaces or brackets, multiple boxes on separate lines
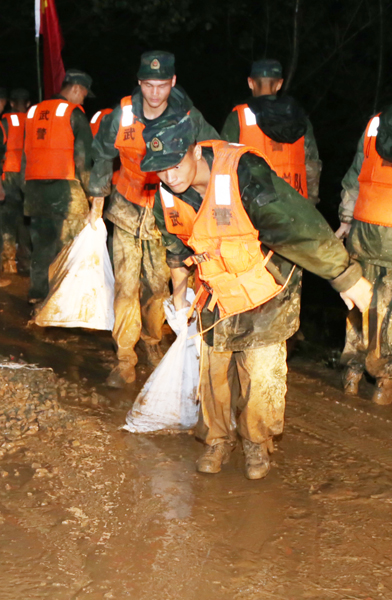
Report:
340,277,373,312
335,222,351,239
87,197,104,231
0,182,5,202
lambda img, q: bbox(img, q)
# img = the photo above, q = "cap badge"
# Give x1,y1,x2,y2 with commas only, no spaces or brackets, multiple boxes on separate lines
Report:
151,59,160,70
151,137,163,152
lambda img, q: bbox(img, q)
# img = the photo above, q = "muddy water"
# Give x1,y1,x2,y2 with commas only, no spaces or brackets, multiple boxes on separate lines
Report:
1,278,392,599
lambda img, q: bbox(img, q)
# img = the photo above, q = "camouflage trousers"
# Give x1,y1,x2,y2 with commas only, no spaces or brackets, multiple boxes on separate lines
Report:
341,264,392,380
0,197,31,273
112,225,170,366
196,340,287,446
29,215,85,300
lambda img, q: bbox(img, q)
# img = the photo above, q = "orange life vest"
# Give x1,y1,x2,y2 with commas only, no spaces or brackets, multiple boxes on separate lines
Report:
114,96,160,207
159,140,284,319
2,112,26,175
234,103,308,198
353,114,392,227
90,108,113,138
24,99,83,181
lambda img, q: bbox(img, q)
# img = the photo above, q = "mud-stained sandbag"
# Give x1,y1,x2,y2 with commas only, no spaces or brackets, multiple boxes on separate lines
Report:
34,219,115,330
124,289,200,433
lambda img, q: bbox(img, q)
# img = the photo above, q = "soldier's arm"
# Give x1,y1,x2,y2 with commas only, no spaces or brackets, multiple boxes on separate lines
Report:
0,118,7,177
88,106,121,198
189,106,220,141
70,108,93,194
220,111,240,142
304,118,322,205
339,130,365,224
240,154,362,293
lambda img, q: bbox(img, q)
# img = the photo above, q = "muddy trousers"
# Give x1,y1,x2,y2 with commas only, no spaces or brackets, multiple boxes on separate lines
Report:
341,264,392,380
0,196,30,273
196,341,287,446
29,215,85,300
112,225,170,367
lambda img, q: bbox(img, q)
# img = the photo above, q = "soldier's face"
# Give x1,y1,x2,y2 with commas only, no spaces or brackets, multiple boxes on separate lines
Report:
69,84,89,106
0,99,7,115
157,145,200,194
139,77,176,110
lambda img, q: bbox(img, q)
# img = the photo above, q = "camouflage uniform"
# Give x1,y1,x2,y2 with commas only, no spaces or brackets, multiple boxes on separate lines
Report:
23,93,93,300
89,83,219,370
340,107,392,391
149,140,361,448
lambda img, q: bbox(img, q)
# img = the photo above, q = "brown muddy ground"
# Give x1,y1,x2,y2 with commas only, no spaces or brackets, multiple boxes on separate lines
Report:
0,276,392,600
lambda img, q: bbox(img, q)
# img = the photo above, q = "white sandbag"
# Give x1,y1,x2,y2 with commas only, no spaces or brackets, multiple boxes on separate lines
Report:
124,288,200,433
34,219,115,330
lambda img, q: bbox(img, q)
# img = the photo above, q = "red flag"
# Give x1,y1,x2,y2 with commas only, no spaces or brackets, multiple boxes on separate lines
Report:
39,0,66,99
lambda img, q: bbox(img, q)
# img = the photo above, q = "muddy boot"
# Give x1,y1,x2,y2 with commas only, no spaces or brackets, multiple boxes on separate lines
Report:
106,363,136,388
196,443,233,474
145,343,164,367
342,367,363,396
2,236,17,274
372,378,392,406
243,439,270,480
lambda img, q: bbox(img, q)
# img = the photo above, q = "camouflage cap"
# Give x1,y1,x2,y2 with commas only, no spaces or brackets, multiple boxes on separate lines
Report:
0,88,7,100
250,59,283,79
62,69,95,97
137,51,175,81
141,112,196,172
10,88,30,101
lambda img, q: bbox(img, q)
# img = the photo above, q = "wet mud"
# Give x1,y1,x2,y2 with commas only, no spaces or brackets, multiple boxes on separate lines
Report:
1,276,392,599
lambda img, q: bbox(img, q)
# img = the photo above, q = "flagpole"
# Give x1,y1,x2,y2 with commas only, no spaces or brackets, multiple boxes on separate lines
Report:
36,35,43,102
35,0,43,102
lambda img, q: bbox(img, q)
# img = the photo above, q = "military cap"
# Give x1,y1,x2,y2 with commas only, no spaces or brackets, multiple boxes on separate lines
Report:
250,59,283,79
10,88,30,101
137,51,175,80
62,69,95,97
0,88,7,100
141,112,196,172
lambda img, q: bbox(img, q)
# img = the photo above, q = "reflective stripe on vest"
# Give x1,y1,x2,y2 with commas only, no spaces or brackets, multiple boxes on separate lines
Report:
353,114,392,227
235,103,308,198
114,96,159,207
25,99,82,180
159,140,283,319
2,112,26,174
90,108,113,137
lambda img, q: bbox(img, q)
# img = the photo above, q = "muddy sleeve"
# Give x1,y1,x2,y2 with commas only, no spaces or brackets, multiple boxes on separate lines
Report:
70,108,93,195
152,190,194,268
241,157,362,292
220,111,240,142
304,119,322,205
89,106,121,197
339,131,365,224
189,107,220,141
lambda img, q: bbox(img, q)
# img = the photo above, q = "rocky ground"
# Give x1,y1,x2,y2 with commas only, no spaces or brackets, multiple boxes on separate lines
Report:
0,276,392,600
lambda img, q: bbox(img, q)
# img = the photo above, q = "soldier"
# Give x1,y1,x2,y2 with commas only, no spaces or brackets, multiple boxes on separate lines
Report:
90,109,113,138
23,70,94,303
1,88,31,273
337,107,392,405
221,59,321,205
88,51,219,388
0,88,7,117
141,113,372,480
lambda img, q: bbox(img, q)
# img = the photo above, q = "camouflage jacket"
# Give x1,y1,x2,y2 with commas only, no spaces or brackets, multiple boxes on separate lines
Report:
153,148,361,351
89,85,219,239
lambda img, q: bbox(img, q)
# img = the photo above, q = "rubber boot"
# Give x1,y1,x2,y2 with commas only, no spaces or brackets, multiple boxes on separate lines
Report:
243,439,270,480
145,343,164,367
342,366,363,396
196,443,233,474
372,378,392,406
2,235,17,274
